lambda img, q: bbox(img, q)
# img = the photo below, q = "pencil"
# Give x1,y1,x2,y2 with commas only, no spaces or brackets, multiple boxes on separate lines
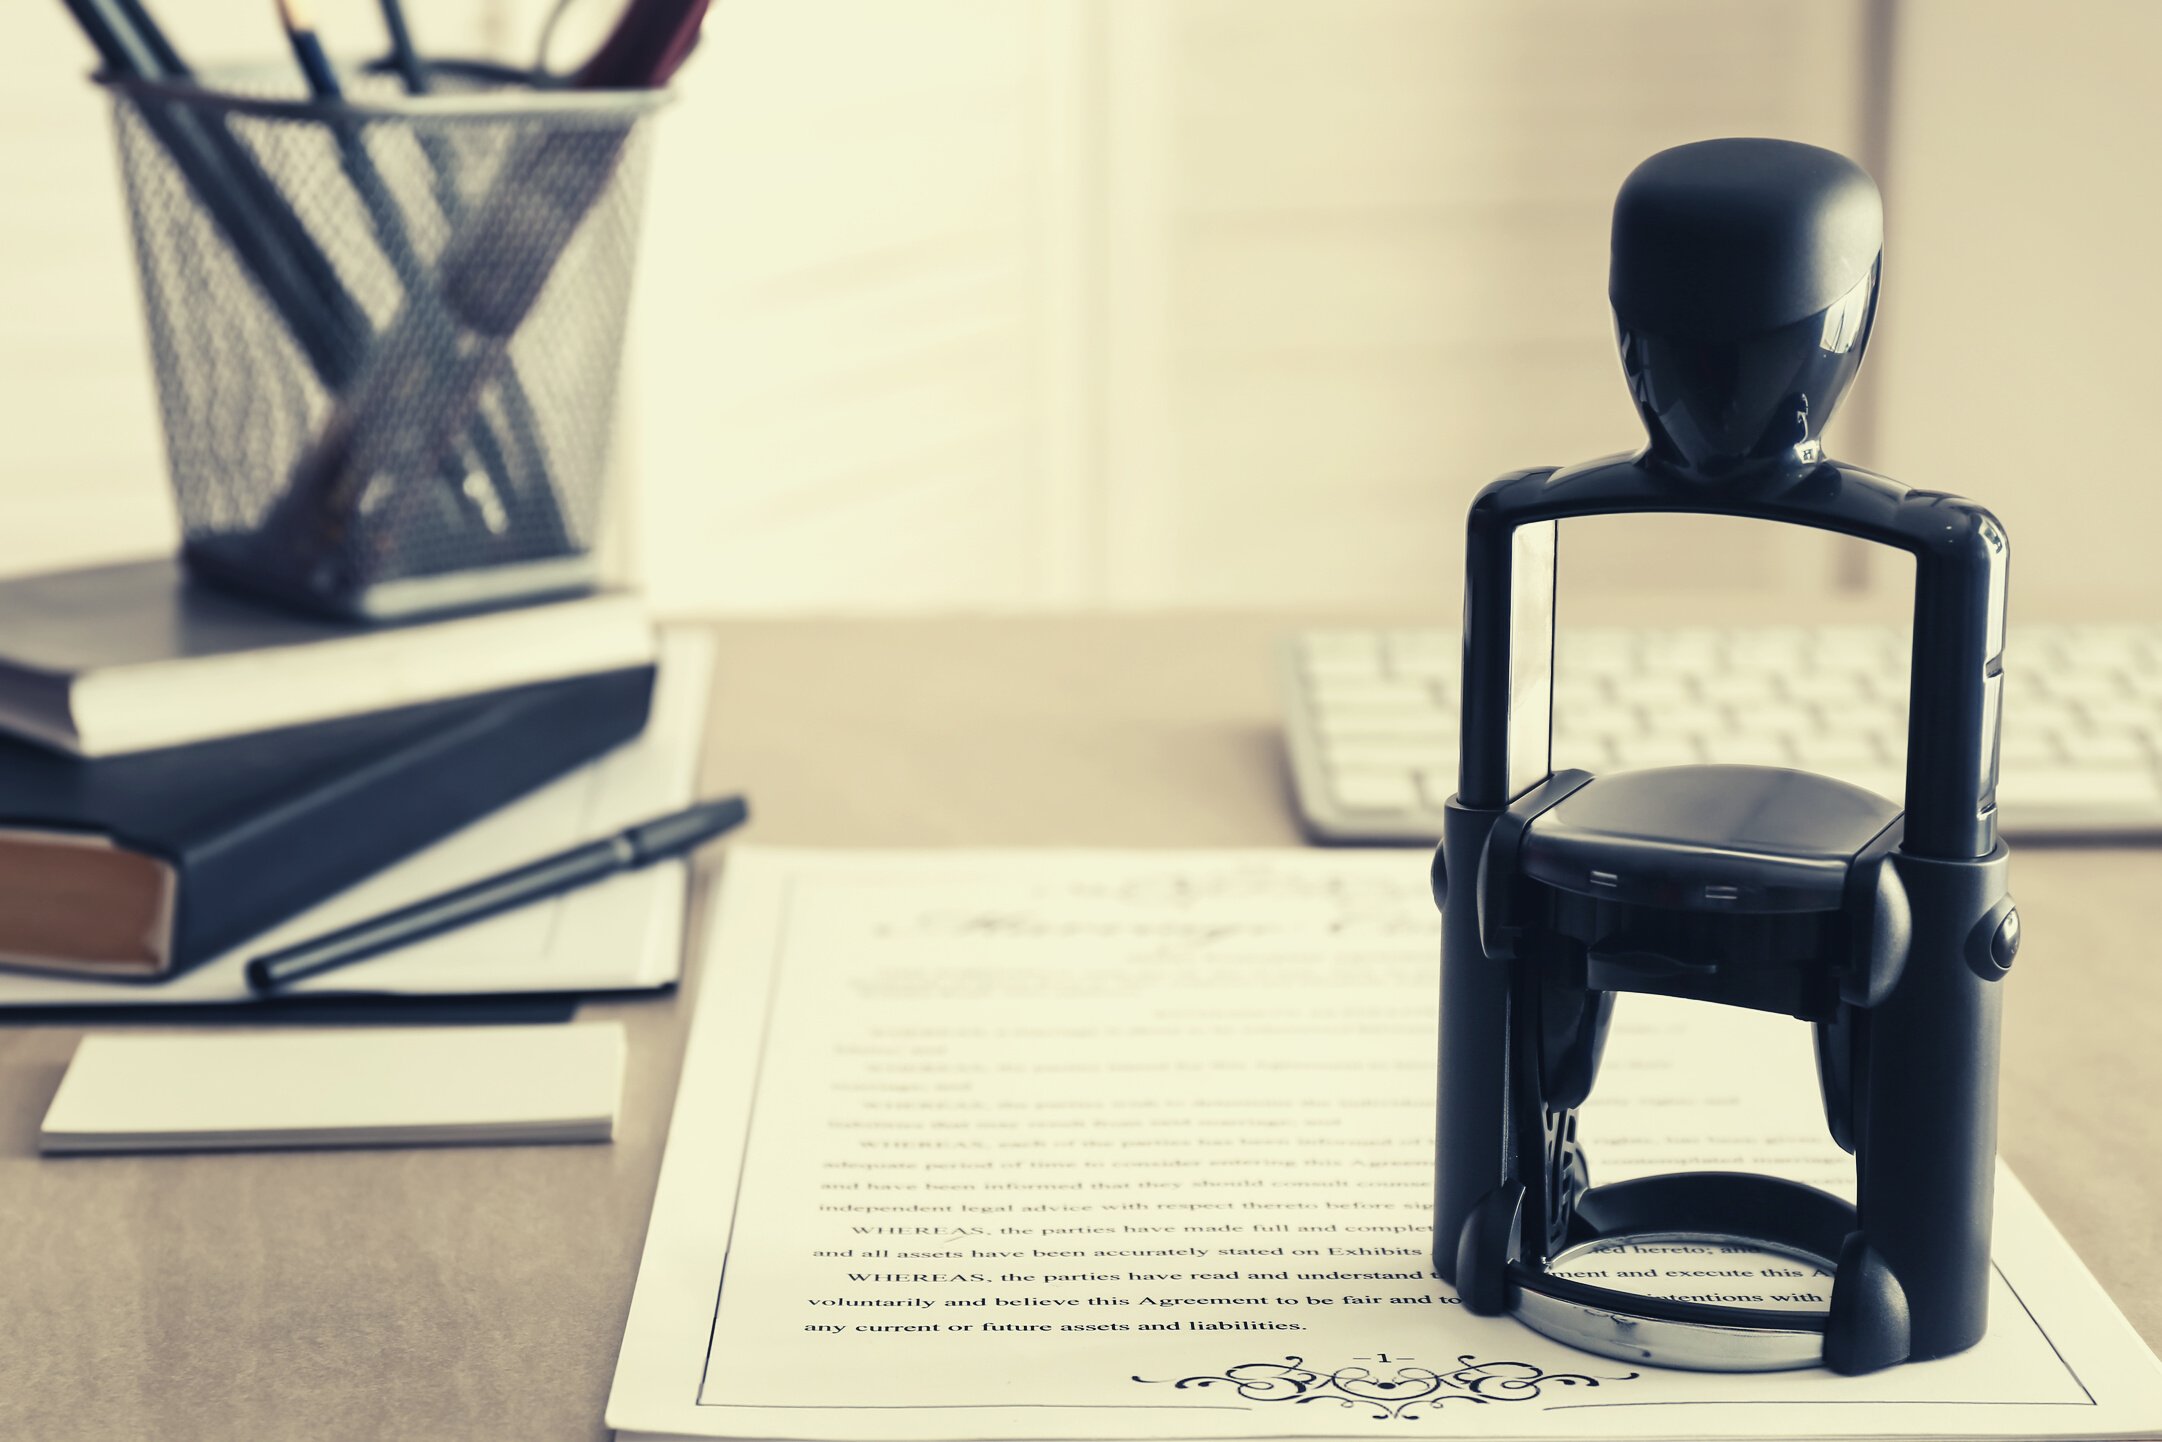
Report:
269,0,546,561
60,0,367,384
274,0,343,99
377,0,428,93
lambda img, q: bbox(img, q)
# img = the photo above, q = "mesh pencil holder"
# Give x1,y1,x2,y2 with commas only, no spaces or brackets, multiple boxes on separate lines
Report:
104,65,668,620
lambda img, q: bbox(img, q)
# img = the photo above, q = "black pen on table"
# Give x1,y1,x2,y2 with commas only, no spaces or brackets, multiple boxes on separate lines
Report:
244,796,749,994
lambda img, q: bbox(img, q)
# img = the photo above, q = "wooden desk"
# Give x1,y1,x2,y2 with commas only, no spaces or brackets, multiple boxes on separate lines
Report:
1,616,2155,1440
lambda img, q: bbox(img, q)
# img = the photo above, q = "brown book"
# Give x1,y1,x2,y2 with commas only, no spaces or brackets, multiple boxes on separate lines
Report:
0,667,653,979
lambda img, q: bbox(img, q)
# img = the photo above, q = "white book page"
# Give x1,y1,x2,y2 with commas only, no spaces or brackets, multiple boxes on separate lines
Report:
608,848,2162,1441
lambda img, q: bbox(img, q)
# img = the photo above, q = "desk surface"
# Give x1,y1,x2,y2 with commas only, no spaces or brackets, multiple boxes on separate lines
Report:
1,615,2156,1441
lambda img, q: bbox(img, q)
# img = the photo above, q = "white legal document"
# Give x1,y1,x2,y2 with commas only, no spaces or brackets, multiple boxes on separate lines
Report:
608,848,2162,1441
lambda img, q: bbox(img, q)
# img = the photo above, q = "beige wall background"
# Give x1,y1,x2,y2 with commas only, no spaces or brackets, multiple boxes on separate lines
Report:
2,1,2156,617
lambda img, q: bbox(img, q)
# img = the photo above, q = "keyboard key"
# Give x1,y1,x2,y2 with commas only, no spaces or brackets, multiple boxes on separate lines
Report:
1311,677,1434,709
1416,768,1458,809
2057,633,2147,667
1386,633,1455,674
1557,629,1634,661
1817,700,1903,737
1613,674,1692,707
1553,708,1640,742
1301,633,1383,677
1326,737,1455,770
1318,715,1454,745
1388,651,1453,680
1699,735,1794,766
1553,740,1622,773
2083,697,2162,730
1641,702,1728,736
1560,642,1640,676
1611,737,1701,769
2065,731,2151,765
1996,730,2061,765
1329,770,1419,812
1303,630,1381,660
2042,669,2125,702
1792,734,1884,767
1287,623,2162,842
1786,672,1871,705
1639,639,1721,674
2020,701,2085,737
1304,655,1384,681
1806,626,1903,662
1995,767,2162,812
1699,672,1772,704
1725,639,1807,672
1727,706,1802,736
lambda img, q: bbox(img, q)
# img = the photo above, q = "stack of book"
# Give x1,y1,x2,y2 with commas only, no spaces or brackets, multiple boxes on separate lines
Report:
0,560,664,987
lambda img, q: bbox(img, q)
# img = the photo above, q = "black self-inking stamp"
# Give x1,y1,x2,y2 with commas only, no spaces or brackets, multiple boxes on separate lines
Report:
1430,139,2016,1375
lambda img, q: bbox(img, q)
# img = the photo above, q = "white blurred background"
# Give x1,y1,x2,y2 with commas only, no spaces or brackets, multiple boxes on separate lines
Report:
4,0,2158,617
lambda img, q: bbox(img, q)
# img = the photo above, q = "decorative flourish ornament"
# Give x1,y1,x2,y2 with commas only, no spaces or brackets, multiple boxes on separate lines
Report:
1133,1353,1637,1421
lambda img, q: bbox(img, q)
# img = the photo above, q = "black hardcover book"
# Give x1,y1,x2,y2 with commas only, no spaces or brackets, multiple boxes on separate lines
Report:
0,665,655,980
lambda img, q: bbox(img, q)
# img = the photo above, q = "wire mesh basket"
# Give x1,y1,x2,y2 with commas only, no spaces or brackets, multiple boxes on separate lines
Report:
105,65,667,620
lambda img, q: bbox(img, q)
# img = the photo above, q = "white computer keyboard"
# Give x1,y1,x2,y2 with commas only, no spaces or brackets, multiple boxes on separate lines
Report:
1283,623,2162,843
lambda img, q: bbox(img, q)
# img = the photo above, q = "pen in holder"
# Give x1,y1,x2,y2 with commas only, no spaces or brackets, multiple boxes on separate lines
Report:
104,65,668,619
